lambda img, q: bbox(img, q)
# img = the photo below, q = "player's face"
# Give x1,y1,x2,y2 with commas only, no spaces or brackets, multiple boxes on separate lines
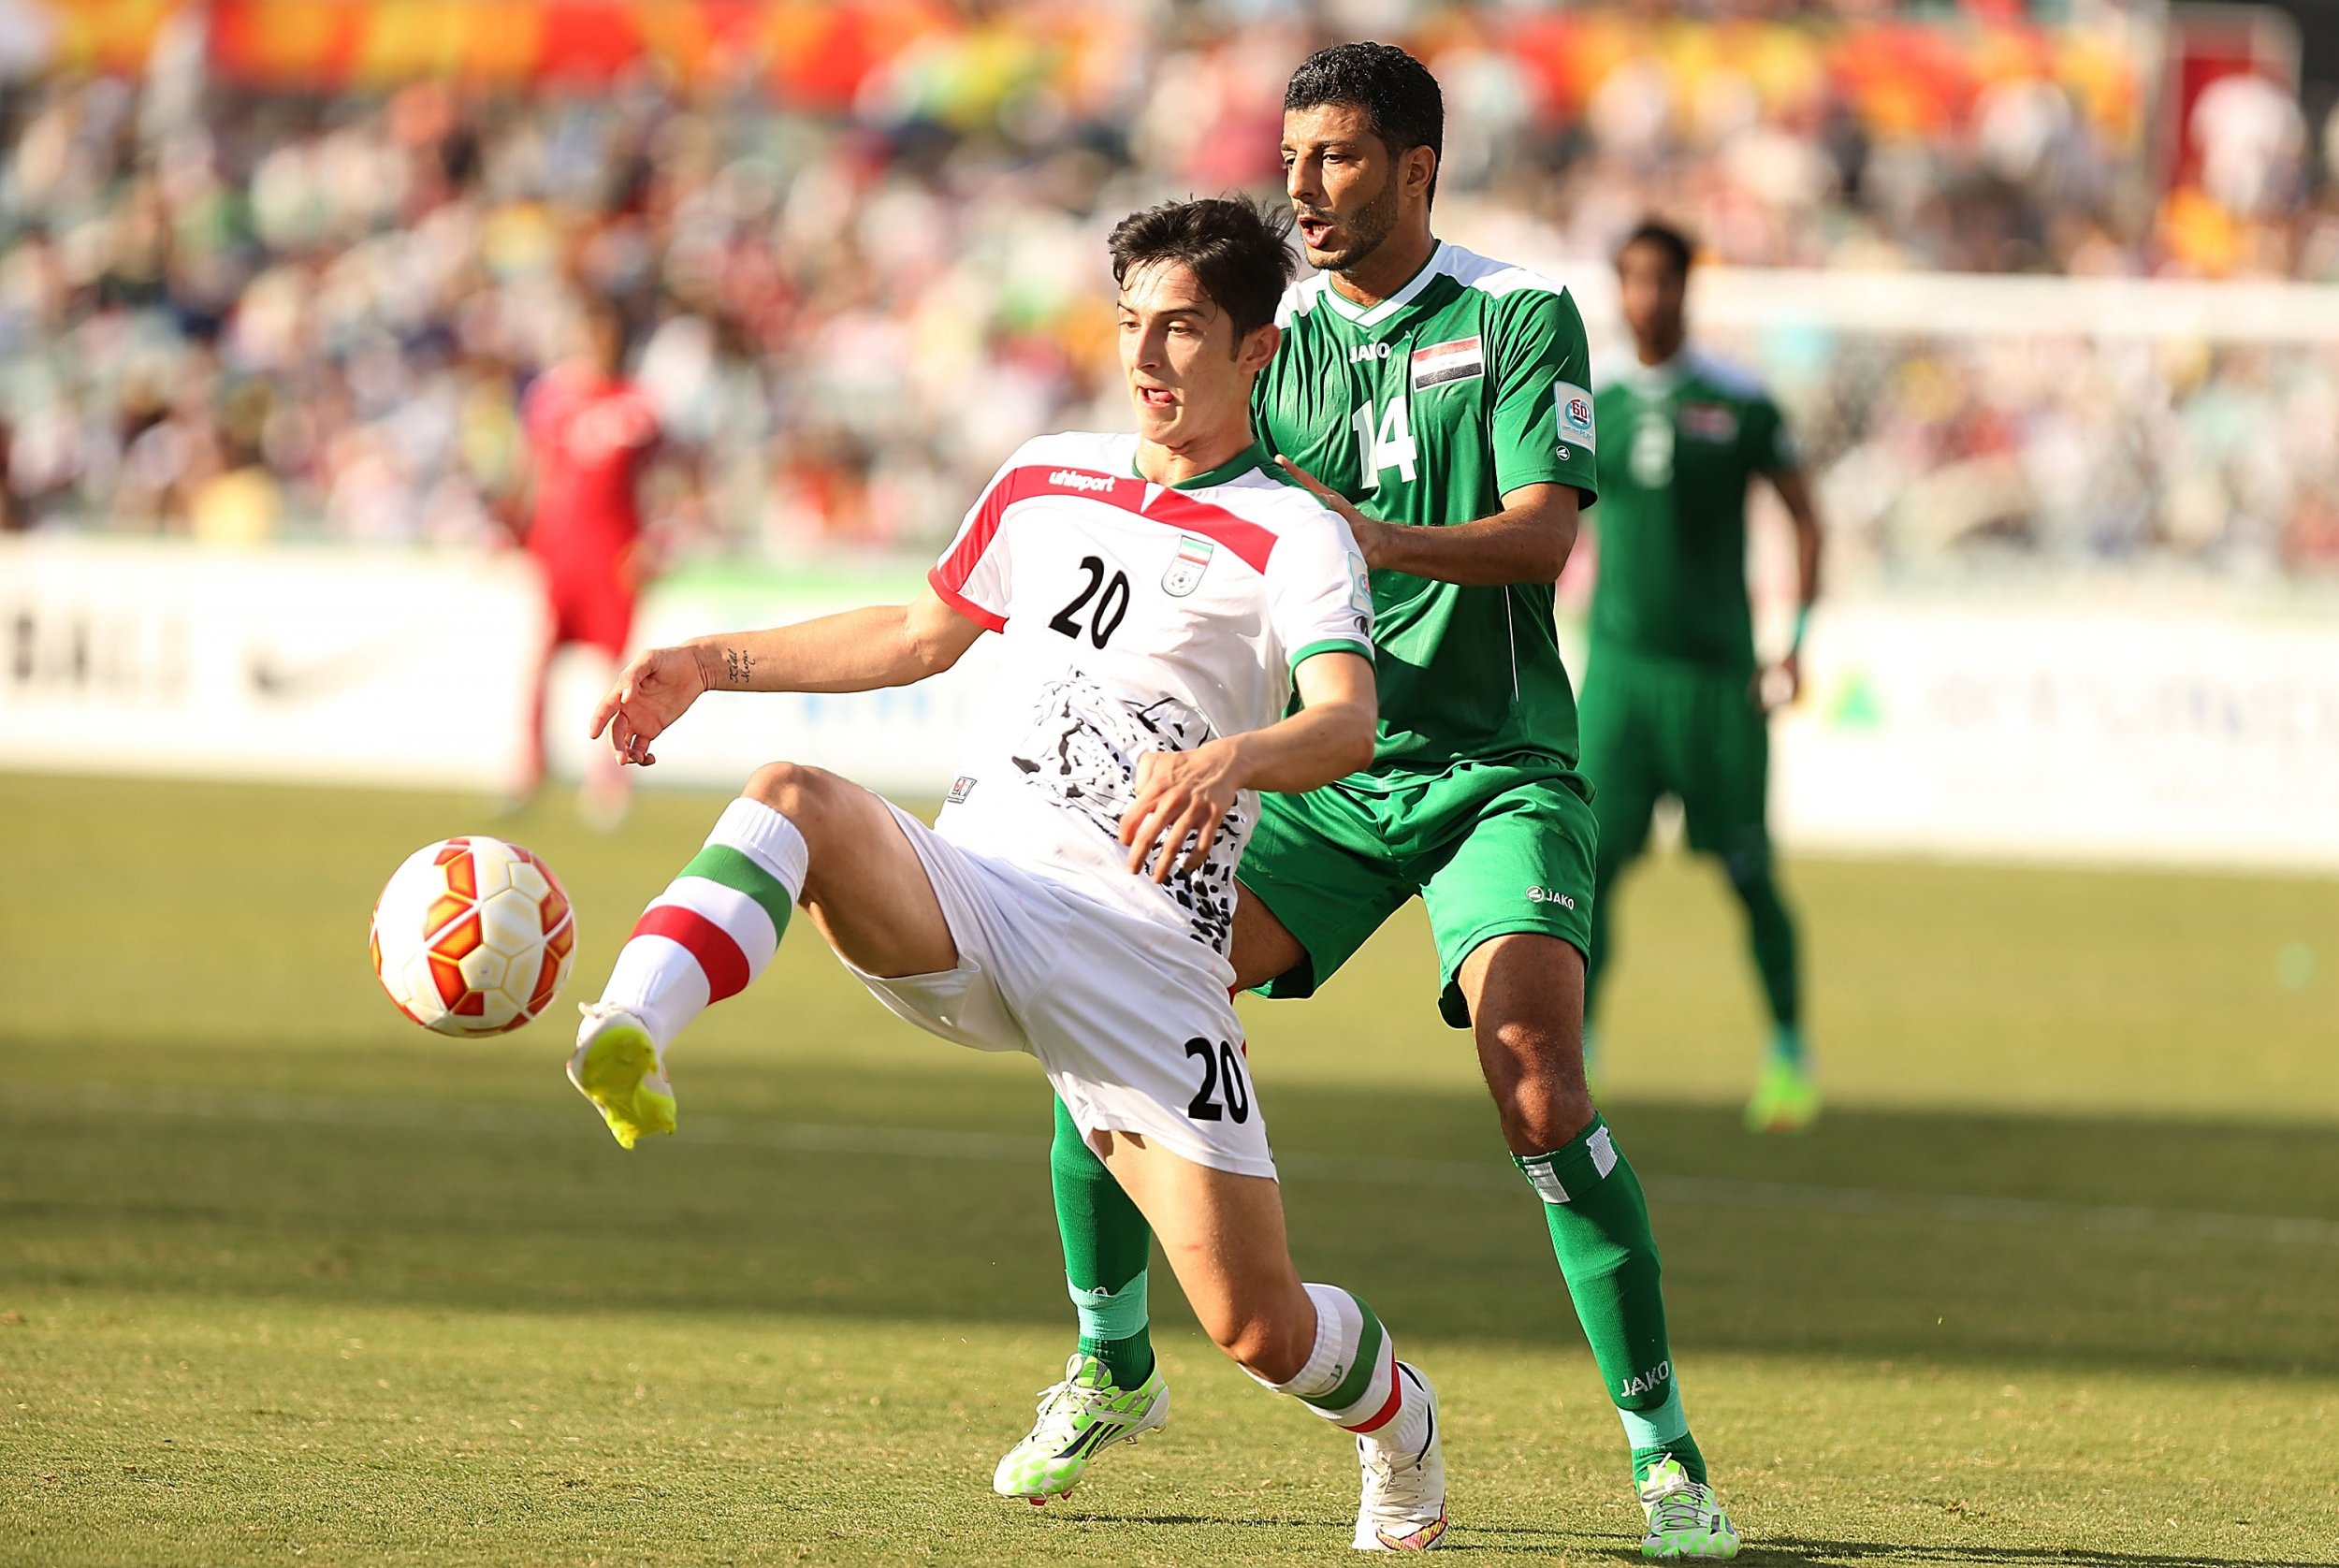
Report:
1117,260,1273,451
1617,241,1688,354
1282,104,1412,273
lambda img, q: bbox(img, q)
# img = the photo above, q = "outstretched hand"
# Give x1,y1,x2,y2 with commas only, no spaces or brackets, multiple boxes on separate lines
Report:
590,645,710,767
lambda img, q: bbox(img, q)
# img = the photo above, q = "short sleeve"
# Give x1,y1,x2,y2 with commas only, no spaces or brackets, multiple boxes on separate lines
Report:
1489,288,1601,503
1266,504,1374,673
1747,395,1798,474
927,447,1027,632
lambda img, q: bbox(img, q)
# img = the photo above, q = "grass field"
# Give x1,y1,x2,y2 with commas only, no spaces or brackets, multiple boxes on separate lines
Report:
3,772,2335,1567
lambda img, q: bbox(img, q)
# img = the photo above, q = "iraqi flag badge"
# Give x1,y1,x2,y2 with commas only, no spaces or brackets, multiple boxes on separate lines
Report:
1163,534,1214,597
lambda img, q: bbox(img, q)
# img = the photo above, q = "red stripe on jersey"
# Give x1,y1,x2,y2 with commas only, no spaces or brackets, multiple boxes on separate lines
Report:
934,466,1050,603
632,905,750,1002
935,464,1282,610
1130,483,1279,573
926,567,1007,632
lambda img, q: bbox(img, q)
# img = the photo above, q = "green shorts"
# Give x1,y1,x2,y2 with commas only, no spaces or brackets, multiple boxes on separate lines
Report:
1237,758,1597,1029
1576,645,1771,871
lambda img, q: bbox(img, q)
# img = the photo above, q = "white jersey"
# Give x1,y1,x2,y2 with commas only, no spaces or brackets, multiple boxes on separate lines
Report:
926,430,1373,959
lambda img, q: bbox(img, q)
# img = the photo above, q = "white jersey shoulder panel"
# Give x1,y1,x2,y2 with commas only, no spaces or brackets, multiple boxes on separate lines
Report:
1440,243,1570,303
1684,346,1772,401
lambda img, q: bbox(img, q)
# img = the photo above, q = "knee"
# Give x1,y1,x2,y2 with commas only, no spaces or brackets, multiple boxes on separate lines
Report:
1721,846,1772,894
1480,1018,1595,1153
1204,1300,1309,1386
743,761,840,828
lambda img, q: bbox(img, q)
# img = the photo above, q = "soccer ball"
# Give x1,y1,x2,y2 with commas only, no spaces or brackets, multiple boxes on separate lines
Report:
370,836,576,1037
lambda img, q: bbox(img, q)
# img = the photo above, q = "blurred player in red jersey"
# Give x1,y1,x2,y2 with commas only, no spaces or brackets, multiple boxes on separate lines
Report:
518,296,663,826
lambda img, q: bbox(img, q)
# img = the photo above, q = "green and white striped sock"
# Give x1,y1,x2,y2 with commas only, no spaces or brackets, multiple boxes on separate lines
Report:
1257,1284,1425,1452
600,797,806,1043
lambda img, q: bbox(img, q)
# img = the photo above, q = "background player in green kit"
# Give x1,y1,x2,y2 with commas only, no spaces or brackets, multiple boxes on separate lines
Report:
1580,220,1827,1135
995,45,1739,1561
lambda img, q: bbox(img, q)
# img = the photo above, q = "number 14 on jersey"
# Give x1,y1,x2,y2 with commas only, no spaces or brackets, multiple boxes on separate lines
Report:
1351,395,1417,491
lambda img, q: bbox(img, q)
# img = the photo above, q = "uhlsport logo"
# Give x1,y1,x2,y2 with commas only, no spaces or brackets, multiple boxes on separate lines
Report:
1048,470,1117,494
1527,885,1576,908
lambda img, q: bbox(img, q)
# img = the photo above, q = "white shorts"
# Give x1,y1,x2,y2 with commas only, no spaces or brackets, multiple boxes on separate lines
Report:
843,804,1274,1180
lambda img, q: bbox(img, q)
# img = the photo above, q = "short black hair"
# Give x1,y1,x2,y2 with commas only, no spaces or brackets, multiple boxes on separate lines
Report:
1618,219,1695,281
1107,196,1296,340
1284,42,1445,201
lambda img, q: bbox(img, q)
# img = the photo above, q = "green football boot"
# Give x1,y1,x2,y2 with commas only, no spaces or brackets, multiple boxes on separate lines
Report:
568,1004,676,1150
1744,1054,1819,1134
993,1353,1169,1504
1638,1455,1739,1560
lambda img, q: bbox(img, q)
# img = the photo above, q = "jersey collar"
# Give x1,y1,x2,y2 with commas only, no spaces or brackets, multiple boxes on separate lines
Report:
1622,349,1689,399
1129,443,1266,491
1314,240,1449,329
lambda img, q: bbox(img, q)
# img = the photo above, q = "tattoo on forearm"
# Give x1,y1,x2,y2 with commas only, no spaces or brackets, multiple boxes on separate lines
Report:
723,647,755,688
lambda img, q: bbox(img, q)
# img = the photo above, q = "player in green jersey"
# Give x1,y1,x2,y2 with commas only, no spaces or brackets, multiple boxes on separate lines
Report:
996,45,1738,1561
1580,220,1827,1135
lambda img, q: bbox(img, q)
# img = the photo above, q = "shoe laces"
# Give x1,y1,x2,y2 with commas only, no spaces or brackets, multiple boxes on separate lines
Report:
1358,1434,1434,1512
1028,1354,1117,1428
1638,1459,1717,1532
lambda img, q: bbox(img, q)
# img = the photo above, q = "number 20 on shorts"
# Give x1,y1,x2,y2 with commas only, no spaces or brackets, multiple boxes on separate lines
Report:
1184,1037,1251,1123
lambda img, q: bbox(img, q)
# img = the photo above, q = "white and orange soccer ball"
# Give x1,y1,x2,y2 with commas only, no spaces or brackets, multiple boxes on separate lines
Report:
370,836,577,1036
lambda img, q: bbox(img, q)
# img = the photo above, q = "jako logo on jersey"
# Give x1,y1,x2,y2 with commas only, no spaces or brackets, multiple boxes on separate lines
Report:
1410,336,1484,389
1527,886,1576,908
1162,535,1214,597
1349,341,1393,362
1553,382,1597,450
1048,470,1118,495
1618,1361,1672,1400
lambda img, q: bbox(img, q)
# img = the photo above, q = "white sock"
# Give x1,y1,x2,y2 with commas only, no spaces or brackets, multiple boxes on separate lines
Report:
598,797,807,1044
1252,1284,1427,1450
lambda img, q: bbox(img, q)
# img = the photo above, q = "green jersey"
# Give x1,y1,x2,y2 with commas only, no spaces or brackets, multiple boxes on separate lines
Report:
1589,349,1795,671
1254,242,1601,782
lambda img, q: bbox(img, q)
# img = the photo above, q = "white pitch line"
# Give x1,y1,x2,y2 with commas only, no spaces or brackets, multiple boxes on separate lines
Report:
9,1078,2339,1251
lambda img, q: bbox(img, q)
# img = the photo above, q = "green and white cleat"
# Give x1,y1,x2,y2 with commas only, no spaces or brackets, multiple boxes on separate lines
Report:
567,1004,676,1150
1638,1456,1739,1560
1745,1056,1820,1134
993,1353,1169,1504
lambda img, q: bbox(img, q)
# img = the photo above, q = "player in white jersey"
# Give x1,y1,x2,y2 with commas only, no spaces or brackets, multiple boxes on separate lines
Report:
563,197,1453,1550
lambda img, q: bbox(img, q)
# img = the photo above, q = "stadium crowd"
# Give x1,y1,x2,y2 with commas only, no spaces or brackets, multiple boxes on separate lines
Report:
4,3,2338,577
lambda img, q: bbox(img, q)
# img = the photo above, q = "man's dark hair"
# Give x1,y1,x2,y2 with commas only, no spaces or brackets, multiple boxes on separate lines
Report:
1284,42,1445,201
1107,196,1296,341
1618,219,1696,281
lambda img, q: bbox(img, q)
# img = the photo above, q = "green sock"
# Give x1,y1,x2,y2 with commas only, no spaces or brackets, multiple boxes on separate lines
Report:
1052,1096,1155,1387
1768,1024,1808,1068
1725,852,1802,1048
1516,1114,1706,1486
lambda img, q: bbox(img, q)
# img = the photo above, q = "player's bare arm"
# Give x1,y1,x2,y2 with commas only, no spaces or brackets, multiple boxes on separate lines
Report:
1275,457,1578,584
1120,649,1375,882
1762,464,1824,705
590,587,984,764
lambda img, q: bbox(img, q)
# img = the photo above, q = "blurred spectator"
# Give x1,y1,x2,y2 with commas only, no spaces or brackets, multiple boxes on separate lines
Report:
0,1,2333,585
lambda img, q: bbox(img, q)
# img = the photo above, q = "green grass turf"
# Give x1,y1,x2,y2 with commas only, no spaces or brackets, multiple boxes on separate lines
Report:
2,773,2335,1566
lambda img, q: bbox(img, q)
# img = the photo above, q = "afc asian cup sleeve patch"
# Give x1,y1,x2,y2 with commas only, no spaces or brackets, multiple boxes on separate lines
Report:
1345,549,1373,621
1554,382,1596,452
